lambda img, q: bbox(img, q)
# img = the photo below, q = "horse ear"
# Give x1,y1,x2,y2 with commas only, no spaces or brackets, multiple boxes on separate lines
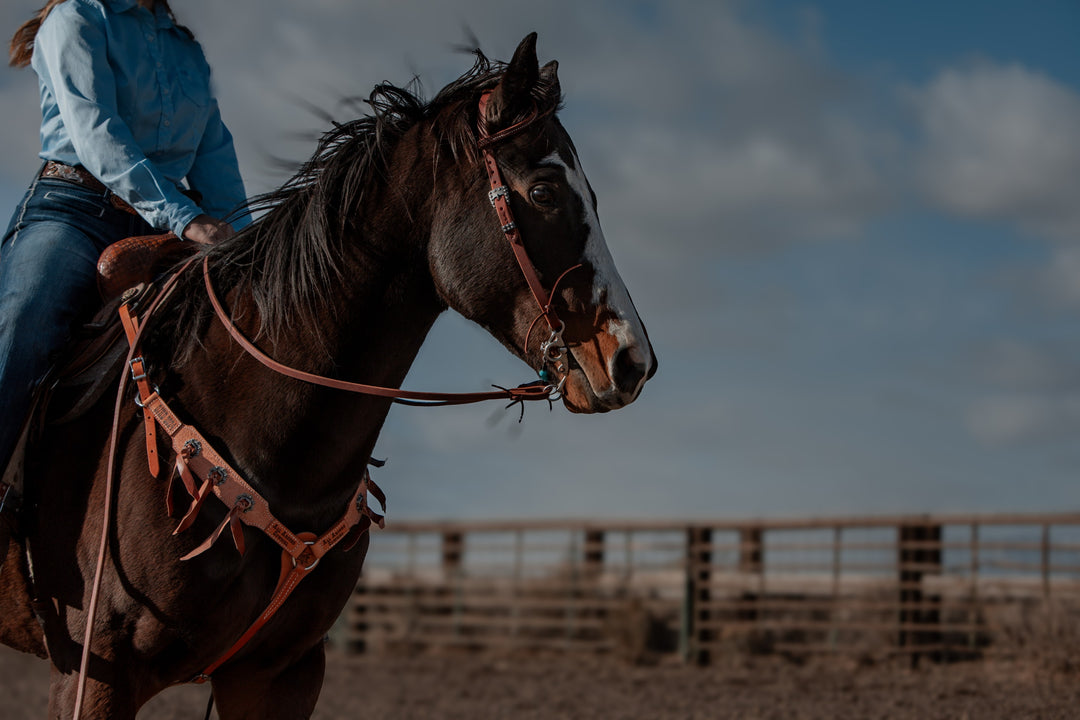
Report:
539,59,560,101
485,32,540,131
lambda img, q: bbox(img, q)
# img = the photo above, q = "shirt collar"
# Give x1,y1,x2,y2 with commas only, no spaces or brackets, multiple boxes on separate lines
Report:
103,0,174,28
102,0,140,12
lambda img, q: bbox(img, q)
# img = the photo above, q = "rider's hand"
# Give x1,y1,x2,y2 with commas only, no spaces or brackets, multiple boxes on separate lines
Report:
183,214,235,245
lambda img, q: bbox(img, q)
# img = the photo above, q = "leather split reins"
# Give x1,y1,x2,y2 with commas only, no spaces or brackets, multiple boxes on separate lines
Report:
72,90,575,714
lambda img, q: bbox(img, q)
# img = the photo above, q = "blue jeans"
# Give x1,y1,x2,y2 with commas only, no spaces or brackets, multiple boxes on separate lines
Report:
0,169,156,468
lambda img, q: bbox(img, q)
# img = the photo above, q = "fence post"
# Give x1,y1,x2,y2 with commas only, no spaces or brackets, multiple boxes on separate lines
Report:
830,526,843,650
681,526,713,665
740,526,763,573
442,531,465,638
442,531,464,579
898,522,942,666
584,529,605,580
968,523,980,651
351,580,368,654
505,530,522,645
739,526,764,625
1041,523,1051,600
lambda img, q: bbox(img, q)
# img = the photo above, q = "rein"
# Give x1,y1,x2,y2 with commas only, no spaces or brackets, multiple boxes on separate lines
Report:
71,91,571,716
202,258,553,407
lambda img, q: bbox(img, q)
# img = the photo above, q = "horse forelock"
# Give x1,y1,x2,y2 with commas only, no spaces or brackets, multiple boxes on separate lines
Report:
157,49,563,368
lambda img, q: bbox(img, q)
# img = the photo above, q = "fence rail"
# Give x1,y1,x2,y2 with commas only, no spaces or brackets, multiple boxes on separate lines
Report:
343,512,1080,665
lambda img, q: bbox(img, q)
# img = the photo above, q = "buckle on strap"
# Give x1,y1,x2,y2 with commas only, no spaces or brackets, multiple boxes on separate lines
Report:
488,185,509,207
129,356,148,382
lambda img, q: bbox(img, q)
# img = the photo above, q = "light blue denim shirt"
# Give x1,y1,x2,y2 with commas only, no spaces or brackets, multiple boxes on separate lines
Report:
31,0,249,237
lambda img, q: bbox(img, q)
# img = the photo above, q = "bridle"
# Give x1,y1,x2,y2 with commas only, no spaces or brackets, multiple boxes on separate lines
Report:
71,89,579,717
477,89,580,390
202,89,576,406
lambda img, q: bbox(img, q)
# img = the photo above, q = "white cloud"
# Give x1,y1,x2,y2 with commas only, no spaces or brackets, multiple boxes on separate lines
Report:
594,116,889,252
967,393,1080,446
914,62,1080,239
966,340,1080,445
1043,245,1080,309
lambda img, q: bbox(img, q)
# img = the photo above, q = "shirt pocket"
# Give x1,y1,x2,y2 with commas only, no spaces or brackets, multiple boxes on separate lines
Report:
174,52,211,109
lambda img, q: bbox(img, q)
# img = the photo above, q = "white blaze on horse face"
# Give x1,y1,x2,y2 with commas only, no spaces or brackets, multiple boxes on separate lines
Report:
542,150,653,404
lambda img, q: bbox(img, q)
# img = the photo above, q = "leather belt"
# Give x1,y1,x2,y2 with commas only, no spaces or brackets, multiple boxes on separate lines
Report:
40,161,138,215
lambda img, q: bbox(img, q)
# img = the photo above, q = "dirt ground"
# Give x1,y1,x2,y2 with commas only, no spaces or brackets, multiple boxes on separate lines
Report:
2,644,1078,719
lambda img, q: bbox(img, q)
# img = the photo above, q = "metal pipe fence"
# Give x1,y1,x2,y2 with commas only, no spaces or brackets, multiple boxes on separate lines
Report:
343,512,1080,665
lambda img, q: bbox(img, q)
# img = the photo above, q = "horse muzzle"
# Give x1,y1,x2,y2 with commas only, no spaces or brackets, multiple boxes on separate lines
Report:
561,324,657,414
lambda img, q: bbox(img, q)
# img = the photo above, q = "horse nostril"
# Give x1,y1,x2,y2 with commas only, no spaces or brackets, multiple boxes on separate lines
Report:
612,345,649,396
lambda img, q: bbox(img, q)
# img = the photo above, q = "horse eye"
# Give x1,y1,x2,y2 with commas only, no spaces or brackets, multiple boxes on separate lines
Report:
529,184,557,207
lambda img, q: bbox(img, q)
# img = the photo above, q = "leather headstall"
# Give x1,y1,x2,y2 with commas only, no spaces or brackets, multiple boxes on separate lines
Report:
477,90,579,388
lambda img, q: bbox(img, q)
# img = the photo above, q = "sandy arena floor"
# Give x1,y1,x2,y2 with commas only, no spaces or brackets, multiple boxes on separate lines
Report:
2,644,1078,719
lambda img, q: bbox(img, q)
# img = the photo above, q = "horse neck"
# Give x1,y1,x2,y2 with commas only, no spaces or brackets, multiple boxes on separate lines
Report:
179,129,450,524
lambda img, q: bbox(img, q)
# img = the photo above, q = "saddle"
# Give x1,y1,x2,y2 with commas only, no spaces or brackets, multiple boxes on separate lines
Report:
1,232,193,513
0,232,192,657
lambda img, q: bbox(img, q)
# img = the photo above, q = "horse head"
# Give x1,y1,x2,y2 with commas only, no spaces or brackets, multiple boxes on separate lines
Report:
428,34,657,413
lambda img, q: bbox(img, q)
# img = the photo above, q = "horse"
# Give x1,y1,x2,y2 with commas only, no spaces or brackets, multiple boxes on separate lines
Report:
0,33,656,718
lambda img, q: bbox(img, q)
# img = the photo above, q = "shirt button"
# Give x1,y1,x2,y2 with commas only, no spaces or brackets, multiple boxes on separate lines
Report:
147,34,155,42
163,88,170,95
164,120,171,127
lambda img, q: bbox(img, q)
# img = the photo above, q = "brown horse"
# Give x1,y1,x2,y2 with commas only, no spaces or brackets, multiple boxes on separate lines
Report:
1,33,655,718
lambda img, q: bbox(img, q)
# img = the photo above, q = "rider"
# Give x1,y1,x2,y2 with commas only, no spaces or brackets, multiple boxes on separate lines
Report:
0,0,249,550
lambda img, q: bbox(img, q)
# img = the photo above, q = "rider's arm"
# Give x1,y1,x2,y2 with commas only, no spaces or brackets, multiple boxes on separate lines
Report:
186,99,250,231
32,2,206,238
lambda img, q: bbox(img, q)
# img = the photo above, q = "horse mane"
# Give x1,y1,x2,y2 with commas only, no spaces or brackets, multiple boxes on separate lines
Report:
156,49,561,368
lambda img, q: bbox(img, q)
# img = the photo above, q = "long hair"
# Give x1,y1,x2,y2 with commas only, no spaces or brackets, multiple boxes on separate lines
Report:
8,0,66,67
9,0,191,68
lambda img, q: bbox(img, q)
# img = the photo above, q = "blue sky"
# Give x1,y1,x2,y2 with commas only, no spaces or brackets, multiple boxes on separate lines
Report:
1,1,1077,522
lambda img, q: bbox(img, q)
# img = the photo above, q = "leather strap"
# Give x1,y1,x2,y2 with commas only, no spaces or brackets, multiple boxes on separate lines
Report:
202,257,556,405
41,161,109,194
118,305,159,477
198,93,573,402
138,388,383,683
41,161,138,215
477,91,563,336
120,294,383,683
74,263,196,719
